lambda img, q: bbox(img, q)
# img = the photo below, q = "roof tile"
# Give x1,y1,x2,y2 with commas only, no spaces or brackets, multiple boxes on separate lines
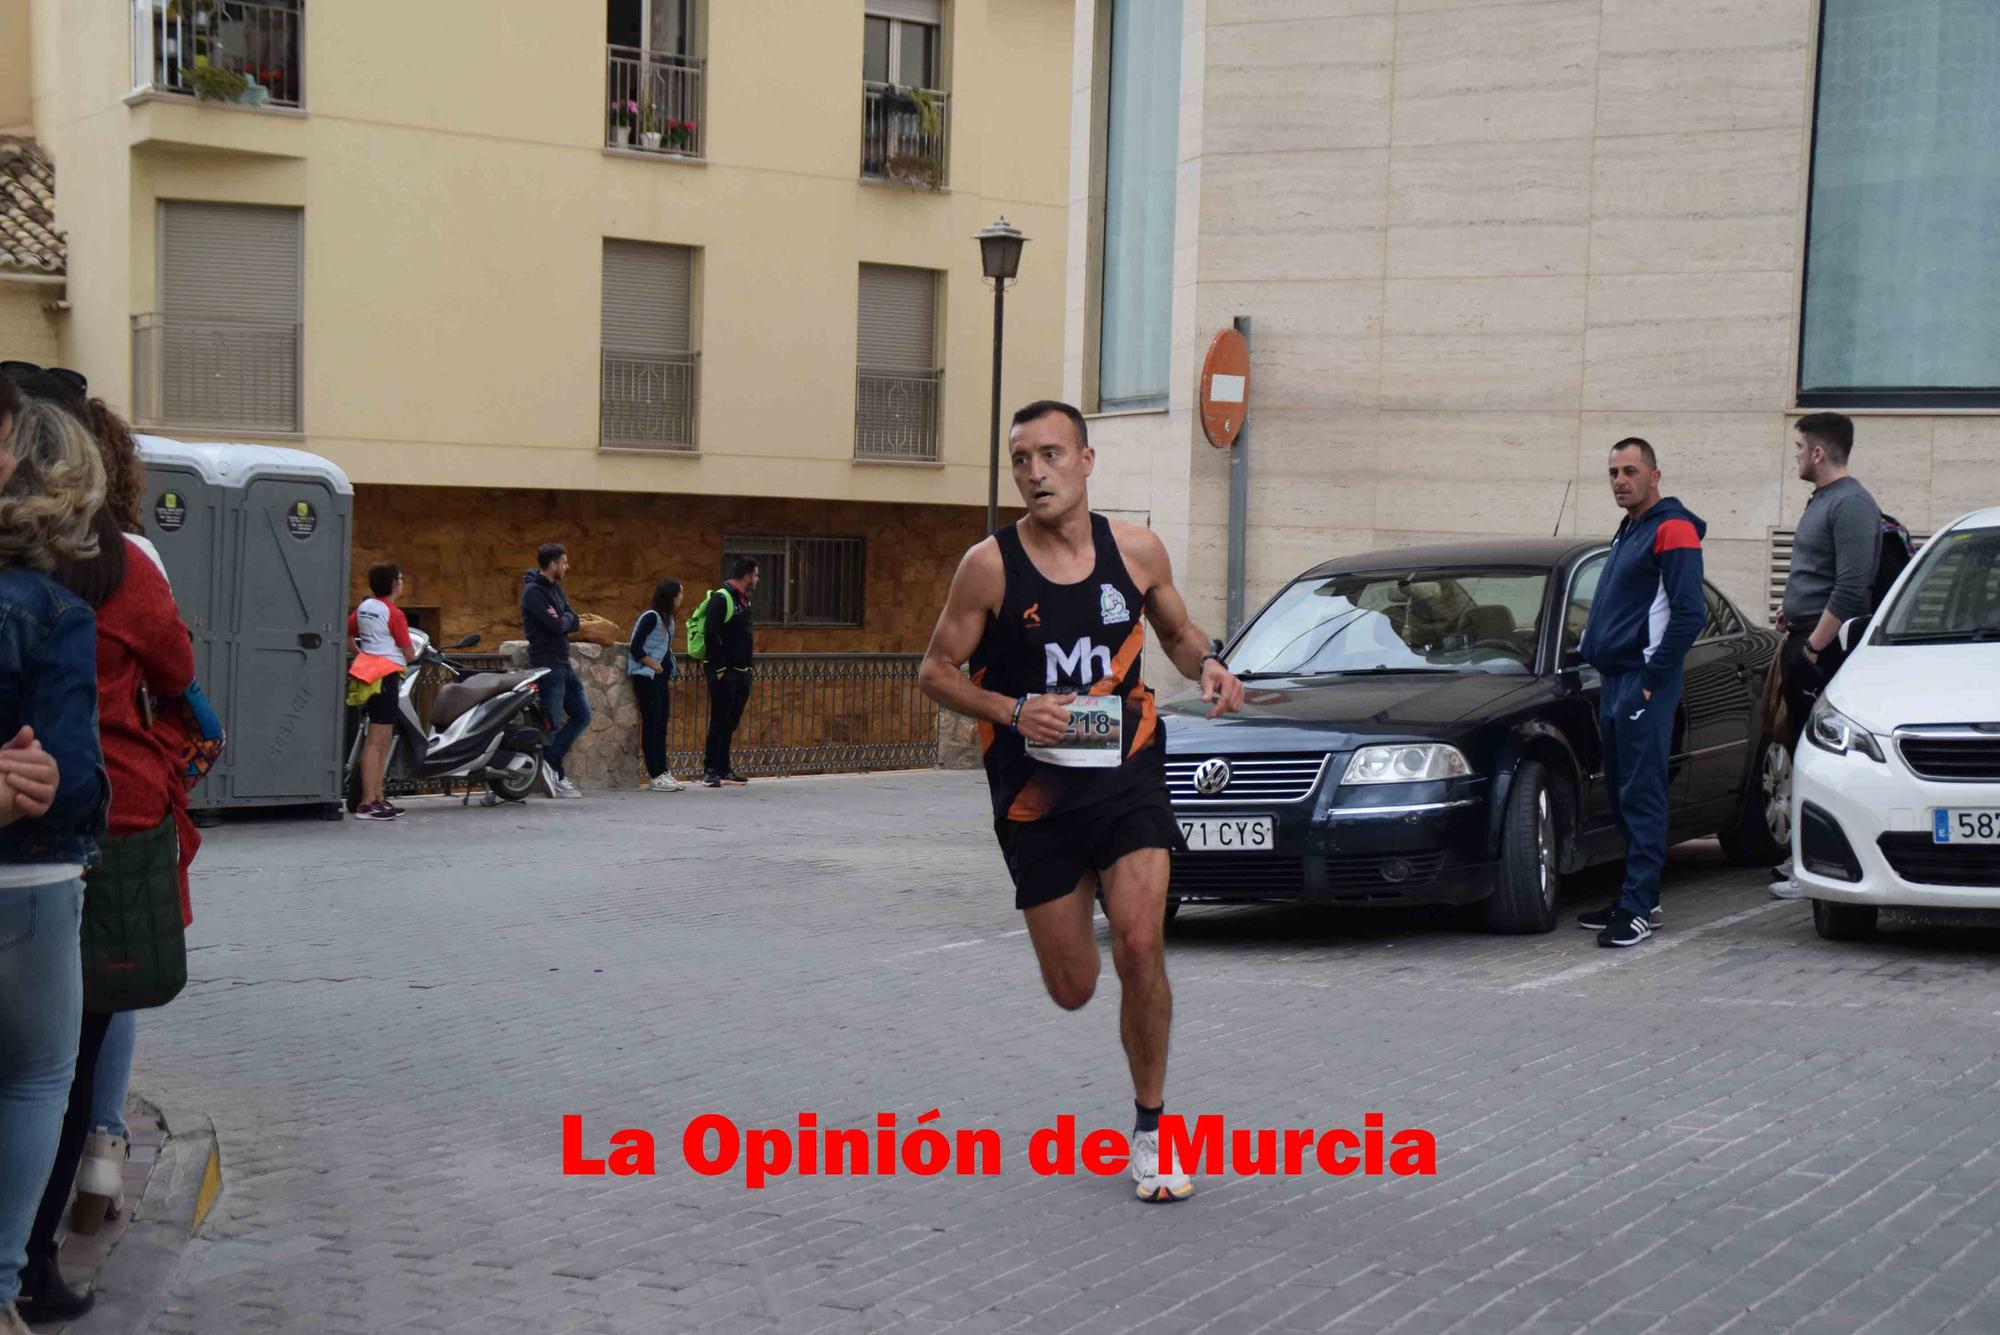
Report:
0,137,65,276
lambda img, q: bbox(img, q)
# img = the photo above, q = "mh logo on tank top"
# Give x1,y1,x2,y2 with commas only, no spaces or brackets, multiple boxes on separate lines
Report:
1045,637,1112,688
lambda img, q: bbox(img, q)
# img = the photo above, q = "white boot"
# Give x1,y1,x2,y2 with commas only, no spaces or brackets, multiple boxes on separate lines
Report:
71,1127,127,1233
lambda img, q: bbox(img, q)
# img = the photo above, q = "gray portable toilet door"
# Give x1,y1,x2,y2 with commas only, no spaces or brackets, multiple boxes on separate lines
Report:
229,476,348,799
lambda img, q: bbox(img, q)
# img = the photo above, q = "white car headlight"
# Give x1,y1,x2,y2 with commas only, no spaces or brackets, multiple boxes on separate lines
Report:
1806,698,1884,762
1342,743,1472,785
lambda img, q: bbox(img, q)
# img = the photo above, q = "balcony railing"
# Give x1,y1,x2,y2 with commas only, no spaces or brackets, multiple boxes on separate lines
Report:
854,368,941,462
132,0,304,109
605,46,704,159
602,349,699,451
132,314,301,433
861,83,949,188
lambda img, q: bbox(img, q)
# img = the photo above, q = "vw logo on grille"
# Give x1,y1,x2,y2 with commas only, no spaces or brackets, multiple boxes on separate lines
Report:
1194,758,1233,796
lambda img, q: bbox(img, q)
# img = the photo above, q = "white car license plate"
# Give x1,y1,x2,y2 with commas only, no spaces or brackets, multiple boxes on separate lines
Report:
1178,816,1274,852
1934,809,2000,844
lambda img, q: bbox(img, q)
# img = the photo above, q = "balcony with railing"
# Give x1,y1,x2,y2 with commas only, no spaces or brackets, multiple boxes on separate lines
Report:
132,313,302,432
605,46,704,159
854,368,941,462
132,0,304,109
602,348,699,450
861,83,949,189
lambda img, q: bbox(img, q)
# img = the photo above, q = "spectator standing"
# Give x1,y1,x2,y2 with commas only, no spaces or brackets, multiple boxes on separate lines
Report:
1575,438,1708,949
0,390,110,1332
522,543,587,798
701,558,759,788
1771,412,1881,893
347,563,412,822
628,578,684,793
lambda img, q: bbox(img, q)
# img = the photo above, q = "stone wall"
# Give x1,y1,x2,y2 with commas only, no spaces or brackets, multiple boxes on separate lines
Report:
352,484,1019,655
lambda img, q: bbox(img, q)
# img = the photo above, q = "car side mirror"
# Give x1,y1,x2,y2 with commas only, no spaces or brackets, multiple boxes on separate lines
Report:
1210,637,1225,657
455,633,482,649
1837,616,1869,654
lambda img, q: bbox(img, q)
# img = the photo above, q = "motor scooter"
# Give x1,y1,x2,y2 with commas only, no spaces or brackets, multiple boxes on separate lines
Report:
343,630,551,811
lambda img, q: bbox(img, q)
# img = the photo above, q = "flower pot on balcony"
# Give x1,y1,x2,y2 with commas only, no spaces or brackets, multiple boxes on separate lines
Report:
612,125,631,146
640,131,663,150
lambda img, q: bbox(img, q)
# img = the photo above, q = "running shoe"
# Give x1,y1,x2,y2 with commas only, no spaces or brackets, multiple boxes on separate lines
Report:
1597,909,1653,948
702,772,723,788
553,777,583,799
648,774,686,793
1576,904,1662,932
1129,1129,1194,1203
383,800,406,817
356,801,398,821
1768,876,1803,900
721,771,749,787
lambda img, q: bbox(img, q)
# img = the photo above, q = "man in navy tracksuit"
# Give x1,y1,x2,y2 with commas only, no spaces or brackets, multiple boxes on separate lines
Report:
1576,438,1707,948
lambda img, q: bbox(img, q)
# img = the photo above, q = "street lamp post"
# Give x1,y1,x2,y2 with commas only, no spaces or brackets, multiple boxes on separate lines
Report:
975,218,1027,536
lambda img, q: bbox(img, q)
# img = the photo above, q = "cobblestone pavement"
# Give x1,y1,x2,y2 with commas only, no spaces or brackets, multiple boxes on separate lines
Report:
106,771,2000,1334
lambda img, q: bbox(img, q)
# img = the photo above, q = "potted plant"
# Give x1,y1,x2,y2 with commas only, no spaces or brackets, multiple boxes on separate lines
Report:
188,64,247,102
609,99,635,146
639,102,664,151
665,119,697,153
884,152,945,191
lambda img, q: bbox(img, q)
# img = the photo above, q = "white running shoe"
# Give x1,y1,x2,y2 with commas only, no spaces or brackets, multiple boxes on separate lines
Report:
647,774,685,793
1129,1129,1194,1203
554,777,583,799
1768,876,1803,900
71,1127,126,1234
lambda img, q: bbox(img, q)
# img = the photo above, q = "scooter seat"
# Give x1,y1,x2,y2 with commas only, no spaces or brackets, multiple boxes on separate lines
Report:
430,671,541,732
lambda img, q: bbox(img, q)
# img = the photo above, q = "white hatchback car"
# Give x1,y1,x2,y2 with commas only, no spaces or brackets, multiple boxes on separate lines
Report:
1791,505,2000,940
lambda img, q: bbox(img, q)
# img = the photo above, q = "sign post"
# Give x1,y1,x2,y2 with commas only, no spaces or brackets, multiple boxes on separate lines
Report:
1199,321,1252,637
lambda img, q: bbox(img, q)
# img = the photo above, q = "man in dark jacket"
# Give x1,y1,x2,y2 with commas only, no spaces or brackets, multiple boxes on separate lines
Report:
521,543,587,797
1576,438,1708,948
702,557,759,787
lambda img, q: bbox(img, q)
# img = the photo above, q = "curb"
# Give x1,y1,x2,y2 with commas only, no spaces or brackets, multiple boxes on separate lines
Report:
66,1092,220,1335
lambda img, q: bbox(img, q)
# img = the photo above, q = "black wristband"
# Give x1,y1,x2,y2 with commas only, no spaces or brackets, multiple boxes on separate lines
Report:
1198,652,1225,672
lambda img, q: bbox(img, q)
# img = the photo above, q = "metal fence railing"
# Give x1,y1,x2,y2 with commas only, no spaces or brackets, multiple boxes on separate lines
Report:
605,46,704,158
132,313,301,433
601,348,699,450
133,0,304,109
658,654,936,778
855,368,941,461
861,83,949,186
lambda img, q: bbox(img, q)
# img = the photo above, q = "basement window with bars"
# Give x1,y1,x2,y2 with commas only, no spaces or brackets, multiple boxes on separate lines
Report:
722,536,866,627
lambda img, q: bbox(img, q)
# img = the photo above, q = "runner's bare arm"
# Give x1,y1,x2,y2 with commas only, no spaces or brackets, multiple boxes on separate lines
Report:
1116,523,1246,719
919,540,1022,728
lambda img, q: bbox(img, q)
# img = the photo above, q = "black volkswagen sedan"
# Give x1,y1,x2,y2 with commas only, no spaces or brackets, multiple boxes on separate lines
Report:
1164,539,1784,932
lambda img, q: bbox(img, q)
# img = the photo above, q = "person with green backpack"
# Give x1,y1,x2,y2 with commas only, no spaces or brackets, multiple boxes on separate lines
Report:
690,558,759,787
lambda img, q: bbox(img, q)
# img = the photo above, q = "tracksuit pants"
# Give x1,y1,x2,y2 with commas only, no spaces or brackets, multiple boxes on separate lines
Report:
1599,669,1682,918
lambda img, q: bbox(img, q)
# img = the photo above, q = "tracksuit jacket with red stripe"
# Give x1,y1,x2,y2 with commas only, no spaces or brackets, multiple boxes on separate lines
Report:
1578,496,1707,694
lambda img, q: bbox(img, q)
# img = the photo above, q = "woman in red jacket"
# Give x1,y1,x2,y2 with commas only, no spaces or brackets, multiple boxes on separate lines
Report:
7,375,195,1323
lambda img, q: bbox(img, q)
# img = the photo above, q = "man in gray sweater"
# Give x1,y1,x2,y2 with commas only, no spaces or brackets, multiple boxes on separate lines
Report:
1771,412,1879,890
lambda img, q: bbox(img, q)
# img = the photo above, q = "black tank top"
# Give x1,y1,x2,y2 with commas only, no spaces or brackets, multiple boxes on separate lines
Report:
968,513,1167,823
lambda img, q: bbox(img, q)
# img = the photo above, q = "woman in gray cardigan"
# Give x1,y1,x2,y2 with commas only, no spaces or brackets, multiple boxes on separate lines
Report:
627,578,683,791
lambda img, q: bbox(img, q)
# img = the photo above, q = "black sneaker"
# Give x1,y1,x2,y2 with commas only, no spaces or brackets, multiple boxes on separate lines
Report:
356,801,398,821
702,772,723,788
1576,904,1663,932
384,800,406,817
1597,909,1654,948
721,770,749,786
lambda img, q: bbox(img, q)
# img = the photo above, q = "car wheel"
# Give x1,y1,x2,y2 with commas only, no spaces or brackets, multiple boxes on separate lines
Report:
1718,735,1790,866
1486,759,1560,934
1812,898,1877,941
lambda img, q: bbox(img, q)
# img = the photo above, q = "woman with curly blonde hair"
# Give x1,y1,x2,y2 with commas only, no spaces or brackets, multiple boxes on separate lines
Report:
0,389,111,1333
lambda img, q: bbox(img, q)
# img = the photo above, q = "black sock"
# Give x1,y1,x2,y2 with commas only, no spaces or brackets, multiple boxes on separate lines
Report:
1135,1101,1162,1135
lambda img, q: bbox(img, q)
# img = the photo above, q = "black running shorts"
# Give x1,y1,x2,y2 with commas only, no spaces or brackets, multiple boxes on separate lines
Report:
363,670,403,725
993,788,1186,911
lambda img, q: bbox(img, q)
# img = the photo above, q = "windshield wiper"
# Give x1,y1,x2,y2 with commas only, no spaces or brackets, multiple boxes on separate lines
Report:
1313,665,1462,676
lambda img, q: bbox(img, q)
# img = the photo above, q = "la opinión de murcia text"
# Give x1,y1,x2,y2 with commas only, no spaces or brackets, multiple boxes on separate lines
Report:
563,1111,1437,1189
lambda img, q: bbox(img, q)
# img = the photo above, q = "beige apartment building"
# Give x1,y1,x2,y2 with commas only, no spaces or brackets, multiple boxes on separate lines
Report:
3,0,1072,649
1065,0,2000,662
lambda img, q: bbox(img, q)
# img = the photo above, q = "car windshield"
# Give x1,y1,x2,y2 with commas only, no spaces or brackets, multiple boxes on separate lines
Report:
1229,568,1549,676
1880,527,2000,644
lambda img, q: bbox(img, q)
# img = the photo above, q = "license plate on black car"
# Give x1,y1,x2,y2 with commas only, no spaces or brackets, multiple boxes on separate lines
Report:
1177,816,1274,851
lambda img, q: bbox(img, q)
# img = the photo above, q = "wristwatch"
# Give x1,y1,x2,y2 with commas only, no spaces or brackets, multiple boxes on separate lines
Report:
1198,652,1226,672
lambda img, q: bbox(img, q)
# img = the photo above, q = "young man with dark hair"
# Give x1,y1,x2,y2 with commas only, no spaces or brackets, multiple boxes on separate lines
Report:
701,557,760,788
919,399,1244,1203
348,562,412,821
1575,438,1708,947
1770,411,1880,894
522,543,587,797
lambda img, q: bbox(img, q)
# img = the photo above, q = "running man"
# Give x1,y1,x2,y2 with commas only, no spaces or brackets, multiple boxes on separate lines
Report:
919,400,1244,1203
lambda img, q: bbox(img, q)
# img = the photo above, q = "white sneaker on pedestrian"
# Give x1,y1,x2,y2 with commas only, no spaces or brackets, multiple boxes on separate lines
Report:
554,777,583,799
1768,876,1803,900
1129,1129,1194,1203
71,1127,127,1234
647,774,685,793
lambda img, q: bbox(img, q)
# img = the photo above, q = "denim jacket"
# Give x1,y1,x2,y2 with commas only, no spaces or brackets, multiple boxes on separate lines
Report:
0,564,110,865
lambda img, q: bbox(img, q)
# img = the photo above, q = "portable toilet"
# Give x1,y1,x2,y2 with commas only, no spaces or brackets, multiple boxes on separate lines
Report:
136,437,354,816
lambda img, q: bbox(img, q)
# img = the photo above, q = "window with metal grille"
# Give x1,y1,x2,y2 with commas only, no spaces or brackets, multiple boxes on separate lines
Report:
602,239,698,449
135,201,302,431
855,263,941,461
722,536,866,627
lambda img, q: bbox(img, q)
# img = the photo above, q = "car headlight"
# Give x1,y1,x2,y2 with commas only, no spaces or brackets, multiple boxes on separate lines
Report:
1806,698,1884,762
1342,743,1472,785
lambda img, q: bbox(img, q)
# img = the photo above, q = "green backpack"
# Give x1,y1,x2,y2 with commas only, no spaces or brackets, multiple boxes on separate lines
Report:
684,586,736,660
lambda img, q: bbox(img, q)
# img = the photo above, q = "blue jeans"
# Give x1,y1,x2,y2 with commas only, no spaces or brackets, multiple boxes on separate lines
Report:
537,664,591,778
1599,671,1683,918
0,878,83,1308
92,1009,135,1139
